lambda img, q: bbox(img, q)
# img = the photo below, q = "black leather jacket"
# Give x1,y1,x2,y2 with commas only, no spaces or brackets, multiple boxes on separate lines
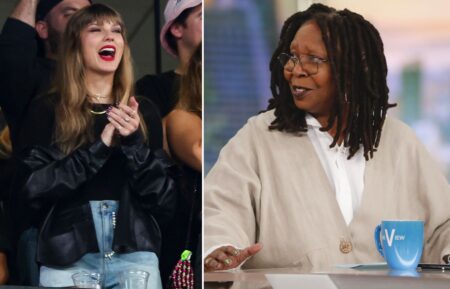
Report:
16,137,178,267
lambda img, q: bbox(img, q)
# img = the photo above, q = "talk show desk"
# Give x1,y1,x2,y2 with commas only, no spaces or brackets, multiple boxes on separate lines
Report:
205,266,450,289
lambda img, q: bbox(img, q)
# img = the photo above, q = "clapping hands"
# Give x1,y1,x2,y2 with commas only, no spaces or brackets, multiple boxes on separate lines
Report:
101,96,140,146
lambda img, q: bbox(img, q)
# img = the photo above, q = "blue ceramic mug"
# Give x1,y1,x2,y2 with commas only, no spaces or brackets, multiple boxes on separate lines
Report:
374,220,424,270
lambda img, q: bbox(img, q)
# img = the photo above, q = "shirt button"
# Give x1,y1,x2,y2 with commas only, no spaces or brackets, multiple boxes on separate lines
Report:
340,239,352,254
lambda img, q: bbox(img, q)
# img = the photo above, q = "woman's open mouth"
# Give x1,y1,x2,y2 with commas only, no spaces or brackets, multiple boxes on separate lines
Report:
291,85,312,99
98,45,116,61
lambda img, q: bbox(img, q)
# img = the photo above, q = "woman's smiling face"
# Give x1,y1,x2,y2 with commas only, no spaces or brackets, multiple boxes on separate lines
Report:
284,20,337,126
80,20,124,76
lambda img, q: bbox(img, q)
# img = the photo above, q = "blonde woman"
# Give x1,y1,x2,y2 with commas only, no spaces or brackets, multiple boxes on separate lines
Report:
15,4,176,289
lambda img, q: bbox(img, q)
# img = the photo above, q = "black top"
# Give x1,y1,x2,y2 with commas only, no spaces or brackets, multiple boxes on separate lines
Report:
135,70,180,118
12,93,178,266
0,18,55,153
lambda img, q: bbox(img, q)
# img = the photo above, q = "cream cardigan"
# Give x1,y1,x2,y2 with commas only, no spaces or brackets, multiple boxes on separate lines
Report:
205,110,450,270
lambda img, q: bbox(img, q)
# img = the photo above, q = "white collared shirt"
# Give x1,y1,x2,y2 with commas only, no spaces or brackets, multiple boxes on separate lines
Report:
305,114,365,225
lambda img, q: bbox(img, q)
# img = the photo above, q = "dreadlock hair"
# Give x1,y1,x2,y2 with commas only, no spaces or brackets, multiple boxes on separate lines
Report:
267,3,396,160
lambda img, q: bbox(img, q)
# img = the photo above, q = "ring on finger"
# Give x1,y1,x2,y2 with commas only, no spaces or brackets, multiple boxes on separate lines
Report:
232,249,240,256
223,259,232,266
125,117,130,122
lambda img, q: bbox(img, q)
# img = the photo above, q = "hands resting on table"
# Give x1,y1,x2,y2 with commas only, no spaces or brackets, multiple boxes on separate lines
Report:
204,243,263,272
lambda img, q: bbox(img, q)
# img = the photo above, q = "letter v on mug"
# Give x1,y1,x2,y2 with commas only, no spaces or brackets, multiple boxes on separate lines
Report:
374,220,424,270
384,229,396,247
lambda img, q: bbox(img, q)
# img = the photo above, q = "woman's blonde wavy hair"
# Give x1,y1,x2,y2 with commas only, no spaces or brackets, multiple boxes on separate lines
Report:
54,3,146,154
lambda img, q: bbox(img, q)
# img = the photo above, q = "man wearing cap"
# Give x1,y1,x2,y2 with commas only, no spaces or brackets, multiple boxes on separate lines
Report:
0,0,90,285
135,0,202,286
0,0,91,153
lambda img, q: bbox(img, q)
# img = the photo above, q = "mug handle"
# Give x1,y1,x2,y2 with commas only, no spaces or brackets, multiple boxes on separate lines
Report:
374,224,384,257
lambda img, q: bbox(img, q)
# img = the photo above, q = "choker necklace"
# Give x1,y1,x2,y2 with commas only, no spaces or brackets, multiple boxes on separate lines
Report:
89,103,110,115
89,108,107,115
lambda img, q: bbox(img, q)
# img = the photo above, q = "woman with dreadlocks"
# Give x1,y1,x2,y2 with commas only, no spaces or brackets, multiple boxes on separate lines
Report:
204,3,450,271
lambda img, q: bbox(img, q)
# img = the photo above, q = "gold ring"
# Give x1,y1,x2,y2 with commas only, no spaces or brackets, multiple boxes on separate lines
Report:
233,249,240,256
223,259,231,266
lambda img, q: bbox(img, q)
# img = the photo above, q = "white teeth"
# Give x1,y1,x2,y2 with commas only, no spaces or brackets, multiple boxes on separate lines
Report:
295,88,305,93
99,47,115,53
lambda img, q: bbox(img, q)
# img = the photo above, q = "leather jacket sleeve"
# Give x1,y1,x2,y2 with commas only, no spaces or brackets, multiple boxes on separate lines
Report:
19,140,112,212
121,134,179,227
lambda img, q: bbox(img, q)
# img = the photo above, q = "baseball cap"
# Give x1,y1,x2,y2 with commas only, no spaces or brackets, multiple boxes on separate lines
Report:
36,0,92,21
160,0,202,57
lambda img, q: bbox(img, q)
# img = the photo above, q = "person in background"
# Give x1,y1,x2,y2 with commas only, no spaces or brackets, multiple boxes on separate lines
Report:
0,1,91,285
204,3,450,271
0,175,10,285
0,0,91,153
135,0,202,119
0,120,11,285
165,44,202,289
14,4,177,288
135,0,202,285
166,43,202,173
0,209,10,285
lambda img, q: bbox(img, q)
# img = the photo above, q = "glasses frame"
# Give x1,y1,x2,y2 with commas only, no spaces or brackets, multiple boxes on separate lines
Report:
278,52,328,76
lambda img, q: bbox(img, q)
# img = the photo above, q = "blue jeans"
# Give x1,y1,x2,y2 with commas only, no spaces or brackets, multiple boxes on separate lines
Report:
39,200,162,289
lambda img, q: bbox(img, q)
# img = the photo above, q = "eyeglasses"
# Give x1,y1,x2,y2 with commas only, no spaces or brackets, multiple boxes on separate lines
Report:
278,53,328,76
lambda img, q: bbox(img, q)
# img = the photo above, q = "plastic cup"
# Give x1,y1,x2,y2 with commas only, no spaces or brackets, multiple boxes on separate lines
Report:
71,271,102,289
120,270,149,289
